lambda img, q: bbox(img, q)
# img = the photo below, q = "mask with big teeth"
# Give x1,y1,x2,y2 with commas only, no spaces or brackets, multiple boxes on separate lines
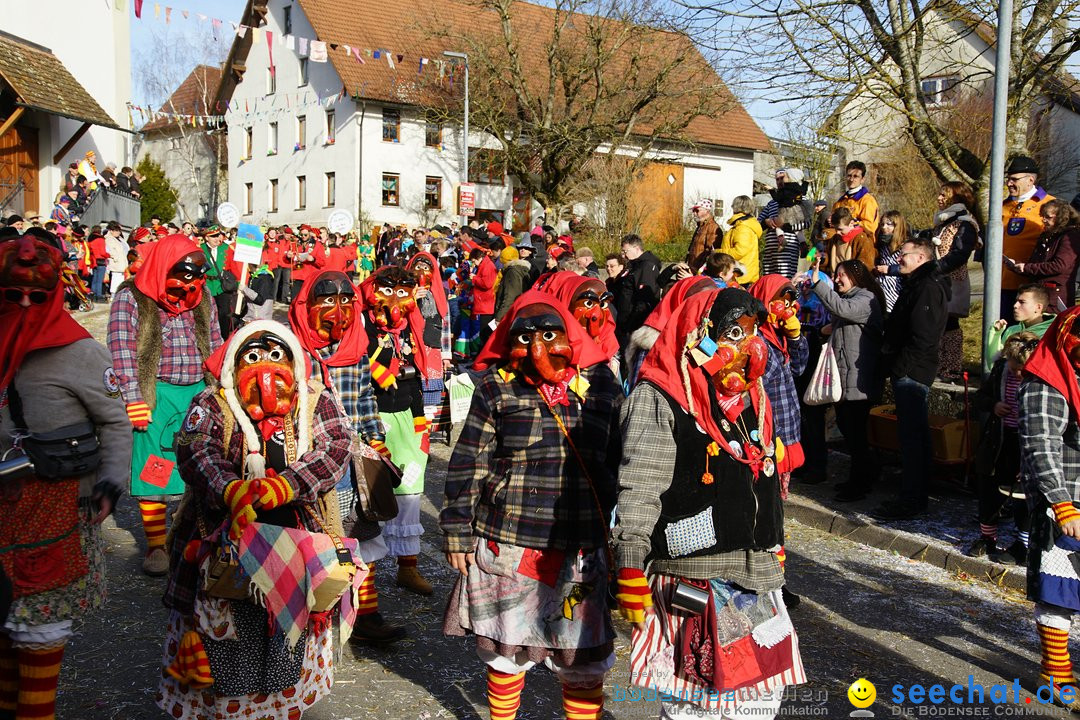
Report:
306,272,356,342
568,279,613,343
767,285,799,325
507,304,573,386
366,267,417,330
709,314,768,396
235,332,297,421
165,251,208,312
0,230,63,307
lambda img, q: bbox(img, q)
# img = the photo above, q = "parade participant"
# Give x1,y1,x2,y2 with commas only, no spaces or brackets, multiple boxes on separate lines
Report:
202,225,239,337
536,270,621,378
613,288,806,719
291,226,327,300
625,276,715,388
287,270,406,644
1019,305,1080,709
441,290,621,720
107,235,224,576
1,227,131,720
160,321,352,720
360,266,433,595
406,252,452,428
356,235,375,282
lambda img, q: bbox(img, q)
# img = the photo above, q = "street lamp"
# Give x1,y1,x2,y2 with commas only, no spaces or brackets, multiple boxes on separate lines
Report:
443,50,469,225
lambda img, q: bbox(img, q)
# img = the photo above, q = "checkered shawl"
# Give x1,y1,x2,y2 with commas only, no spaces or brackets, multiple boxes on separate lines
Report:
238,521,368,648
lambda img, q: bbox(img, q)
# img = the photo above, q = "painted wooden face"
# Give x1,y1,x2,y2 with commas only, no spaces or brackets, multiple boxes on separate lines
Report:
411,258,434,289
165,251,208,312
368,268,417,330
235,332,297,421
0,232,63,306
711,314,769,396
568,278,613,343
767,284,799,325
507,304,573,386
306,273,356,342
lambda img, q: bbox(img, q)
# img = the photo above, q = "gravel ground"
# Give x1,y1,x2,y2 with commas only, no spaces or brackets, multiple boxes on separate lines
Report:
51,301,1072,719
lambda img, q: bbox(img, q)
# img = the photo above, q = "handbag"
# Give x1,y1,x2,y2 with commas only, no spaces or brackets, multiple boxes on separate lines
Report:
8,386,101,480
802,338,842,406
303,506,357,612
350,436,401,522
195,501,251,601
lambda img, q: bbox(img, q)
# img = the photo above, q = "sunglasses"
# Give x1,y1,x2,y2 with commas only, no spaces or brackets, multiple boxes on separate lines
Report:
3,288,49,305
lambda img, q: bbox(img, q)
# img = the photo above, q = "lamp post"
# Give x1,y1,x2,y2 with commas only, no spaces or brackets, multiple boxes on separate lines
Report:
443,51,469,226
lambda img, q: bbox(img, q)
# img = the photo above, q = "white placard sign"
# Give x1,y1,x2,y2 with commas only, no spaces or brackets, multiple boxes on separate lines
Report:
216,202,241,229
327,209,354,234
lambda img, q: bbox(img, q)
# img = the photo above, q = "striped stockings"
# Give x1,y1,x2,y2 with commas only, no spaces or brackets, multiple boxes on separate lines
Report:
16,644,65,720
486,668,525,720
138,500,167,550
562,682,604,720
1039,624,1075,686
356,563,379,616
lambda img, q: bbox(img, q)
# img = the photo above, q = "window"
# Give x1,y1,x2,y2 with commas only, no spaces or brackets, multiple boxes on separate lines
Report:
266,68,276,95
382,109,400,142
268,122,278,154
381,173,399,206
425,176,442,209
269,179,279,213
425,116,442,148
469,147,505,185
325,172,336,206
919,75,960,106
296,175,306,210
243,127,253,159
298,57,308,86
325,109,335,144
283,5,292,34
244,182,253,214
296,115,306,149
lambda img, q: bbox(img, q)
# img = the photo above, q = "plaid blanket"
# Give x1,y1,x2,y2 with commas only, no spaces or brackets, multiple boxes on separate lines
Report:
238,521,368,647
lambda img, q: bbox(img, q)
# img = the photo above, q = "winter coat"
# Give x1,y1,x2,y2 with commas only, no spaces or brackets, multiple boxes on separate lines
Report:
686,216,720,267
810,282,883,401
880,260,950,386
614,251,661,342
494,259,532,320
719,213,762,284
928,204,978,318
824,228,876,275
974,357,1013,479
1015,226,1080,308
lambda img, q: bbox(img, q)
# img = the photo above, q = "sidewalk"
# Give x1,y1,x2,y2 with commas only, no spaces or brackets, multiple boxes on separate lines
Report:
786,448,1027,593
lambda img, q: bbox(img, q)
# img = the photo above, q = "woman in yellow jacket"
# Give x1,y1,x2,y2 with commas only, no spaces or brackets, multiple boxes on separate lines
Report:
719,195,762,285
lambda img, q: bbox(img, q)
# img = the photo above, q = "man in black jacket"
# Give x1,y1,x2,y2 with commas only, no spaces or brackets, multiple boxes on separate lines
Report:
873,236,950,521
613,234,661,352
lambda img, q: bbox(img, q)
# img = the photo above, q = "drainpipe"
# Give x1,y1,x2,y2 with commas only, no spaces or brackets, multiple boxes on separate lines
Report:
356,101,366,231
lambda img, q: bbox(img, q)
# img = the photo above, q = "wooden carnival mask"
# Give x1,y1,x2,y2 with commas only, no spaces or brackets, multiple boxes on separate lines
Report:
411,257,434,289
702,312,768,397
165,251,209,312
507,304,573,386
367,267,417,331
0,230,63,306
306,272,356,342
568,278,613,343
235,332,297,421
767,284,799,325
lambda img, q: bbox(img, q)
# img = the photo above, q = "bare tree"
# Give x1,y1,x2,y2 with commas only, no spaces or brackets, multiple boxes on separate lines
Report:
421,0,739,215
682,0,1080,219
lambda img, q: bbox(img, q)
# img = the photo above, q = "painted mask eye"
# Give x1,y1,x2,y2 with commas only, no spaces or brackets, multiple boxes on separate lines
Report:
582,299,595,309
243,350,261,364
396,288,410,298
541,331,557,342
340,296,352,305
724,326,745,342
268,347,285,362
516,333,531,345
378,287,393,296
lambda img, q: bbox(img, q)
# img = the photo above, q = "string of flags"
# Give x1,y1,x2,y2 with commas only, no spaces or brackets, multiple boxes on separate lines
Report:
128,87,352,128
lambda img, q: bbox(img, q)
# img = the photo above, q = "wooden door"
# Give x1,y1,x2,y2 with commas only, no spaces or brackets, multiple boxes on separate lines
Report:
0,124,39,213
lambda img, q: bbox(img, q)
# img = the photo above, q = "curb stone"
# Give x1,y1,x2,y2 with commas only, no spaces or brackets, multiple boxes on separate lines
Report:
785,494,1026,592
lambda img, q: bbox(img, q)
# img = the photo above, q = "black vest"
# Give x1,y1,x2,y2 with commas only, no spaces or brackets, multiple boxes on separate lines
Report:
646,383,784,561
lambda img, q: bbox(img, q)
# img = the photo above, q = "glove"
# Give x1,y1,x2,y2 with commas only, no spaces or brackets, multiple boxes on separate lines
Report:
126,401,152,430
223,479,259,542
781,314,801,339
1054,501,1080,526
369,439,391,459
615,568,653,625
254,473,294,510
414,416,431,435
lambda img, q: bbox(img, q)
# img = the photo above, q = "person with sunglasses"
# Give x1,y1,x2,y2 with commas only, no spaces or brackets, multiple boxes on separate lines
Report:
0,226,131,720
107,235,224,576
1001,156,1055,318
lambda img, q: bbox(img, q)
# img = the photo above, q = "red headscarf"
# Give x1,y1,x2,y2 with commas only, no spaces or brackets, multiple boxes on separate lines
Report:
133,234,204,315
536,271,620,360
643,276,716,332
0,237,91,394
287,270,368,383
406,251,448,318
358,270,432,380
474,290,609,371
748,274,794,360
1024,305,1080,421
637,289,774,472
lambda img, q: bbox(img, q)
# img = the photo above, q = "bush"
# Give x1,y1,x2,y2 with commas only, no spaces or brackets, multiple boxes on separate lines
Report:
136,156,177,225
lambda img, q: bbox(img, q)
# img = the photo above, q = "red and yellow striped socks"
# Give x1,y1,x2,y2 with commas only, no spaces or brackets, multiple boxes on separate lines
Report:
0,634,17,716
1039,624,1075,686
138,500,168,550
357,563,379,616
16,644,65,720
562,682,604,720
777,546,787,571
487,668,525,720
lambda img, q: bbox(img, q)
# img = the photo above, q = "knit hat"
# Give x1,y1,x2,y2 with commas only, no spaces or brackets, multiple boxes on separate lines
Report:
692,198,714,211
500,245,520,264
782,167,805,183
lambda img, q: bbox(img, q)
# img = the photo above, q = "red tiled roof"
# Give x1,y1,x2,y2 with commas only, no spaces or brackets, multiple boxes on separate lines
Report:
143,65,224,132
274,0,769,152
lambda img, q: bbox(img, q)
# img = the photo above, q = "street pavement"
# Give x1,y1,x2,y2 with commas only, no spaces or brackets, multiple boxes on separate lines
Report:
53,300,1076,719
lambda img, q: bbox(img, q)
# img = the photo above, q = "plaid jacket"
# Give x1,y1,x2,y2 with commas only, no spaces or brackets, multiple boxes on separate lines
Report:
163,385,352,615
313,348,384,443
440,363,622,554
106,287,224,403
763,336,807,446
1019,376,1080,507
613,382,784,590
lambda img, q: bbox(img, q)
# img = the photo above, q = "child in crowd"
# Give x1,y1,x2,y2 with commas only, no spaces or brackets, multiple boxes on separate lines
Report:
968,331,1041,565
357,234,375,282
770,167,811,245
702,250,740,287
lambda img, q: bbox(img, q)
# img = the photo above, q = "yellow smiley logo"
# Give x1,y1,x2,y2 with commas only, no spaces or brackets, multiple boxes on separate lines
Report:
848,678,876,708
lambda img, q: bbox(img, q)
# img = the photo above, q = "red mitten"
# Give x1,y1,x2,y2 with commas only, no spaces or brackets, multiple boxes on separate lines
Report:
615,568,653,625
254,473,294,510
223,479,258,542
126,401,152,430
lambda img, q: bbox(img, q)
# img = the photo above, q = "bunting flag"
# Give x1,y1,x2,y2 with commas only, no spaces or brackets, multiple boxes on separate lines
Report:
134,0,143,17
351,46,365,65
310,40,327,62
267,30,275,76
153,3,160,19
286,35,296,51
298,37,308,55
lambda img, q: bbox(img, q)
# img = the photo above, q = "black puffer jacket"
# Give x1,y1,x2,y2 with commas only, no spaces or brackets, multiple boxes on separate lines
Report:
880,260,951,386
